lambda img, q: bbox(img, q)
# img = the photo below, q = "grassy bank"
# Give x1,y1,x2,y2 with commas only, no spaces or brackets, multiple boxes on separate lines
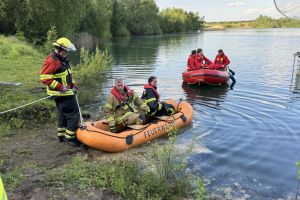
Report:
0,35,112,139
205,15,300,30
0,35,56,138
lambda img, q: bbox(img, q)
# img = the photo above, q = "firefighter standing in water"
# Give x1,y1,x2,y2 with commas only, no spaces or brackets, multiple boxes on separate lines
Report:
40,37,80,146
104,78,150,133
141,76,175,117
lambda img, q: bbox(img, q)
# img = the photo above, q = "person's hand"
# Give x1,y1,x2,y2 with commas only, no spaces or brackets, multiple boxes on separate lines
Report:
109,121,116,133
61,86,68,93
72,87,78,94
146,109,152,116
110,125,116,133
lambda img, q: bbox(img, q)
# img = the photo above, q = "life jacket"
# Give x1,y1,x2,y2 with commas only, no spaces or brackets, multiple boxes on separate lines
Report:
111,85,133,103
144,84,160,100
215,55,224,64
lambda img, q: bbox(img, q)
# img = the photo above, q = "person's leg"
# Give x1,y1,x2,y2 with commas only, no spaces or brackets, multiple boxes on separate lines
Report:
63,96,81,146
54,97,67,142
229,68,235,76
230,74,236,85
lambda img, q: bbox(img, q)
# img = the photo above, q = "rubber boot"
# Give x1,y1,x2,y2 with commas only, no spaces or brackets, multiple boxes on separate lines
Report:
67,138,82,147
58,136,65,142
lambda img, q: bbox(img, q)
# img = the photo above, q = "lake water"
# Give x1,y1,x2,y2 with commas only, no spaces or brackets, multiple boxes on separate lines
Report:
74,29,300,199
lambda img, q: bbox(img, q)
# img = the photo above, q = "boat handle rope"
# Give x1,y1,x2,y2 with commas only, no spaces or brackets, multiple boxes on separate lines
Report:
0,96,52,115
187,76,220,86
85,119,176,140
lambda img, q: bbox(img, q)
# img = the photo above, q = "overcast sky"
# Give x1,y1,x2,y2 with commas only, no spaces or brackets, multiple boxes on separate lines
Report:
155,0,282,22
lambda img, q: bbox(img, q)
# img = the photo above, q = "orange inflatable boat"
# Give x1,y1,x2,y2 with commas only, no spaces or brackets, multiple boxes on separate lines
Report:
76,100,193,152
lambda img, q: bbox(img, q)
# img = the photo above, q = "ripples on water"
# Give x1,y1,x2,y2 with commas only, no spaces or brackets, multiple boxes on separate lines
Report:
75,29,300,199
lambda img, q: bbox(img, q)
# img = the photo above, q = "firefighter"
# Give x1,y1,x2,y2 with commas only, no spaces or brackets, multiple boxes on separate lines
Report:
186,50,197,71
212,49,230,70
40,37,80,146
195,48,212,69
212,49,236,84
104,78,150,133
141,76,175,117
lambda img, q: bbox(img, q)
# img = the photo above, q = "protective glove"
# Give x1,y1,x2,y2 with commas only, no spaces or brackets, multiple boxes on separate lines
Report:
72,87,78,94
146,109,152,116
61,86,68,93
109,121,117,133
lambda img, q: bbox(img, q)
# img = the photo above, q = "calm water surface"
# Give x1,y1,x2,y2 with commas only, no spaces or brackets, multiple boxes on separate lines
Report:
75,29,300,199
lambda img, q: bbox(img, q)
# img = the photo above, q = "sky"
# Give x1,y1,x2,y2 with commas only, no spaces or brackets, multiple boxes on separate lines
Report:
155,0,283,22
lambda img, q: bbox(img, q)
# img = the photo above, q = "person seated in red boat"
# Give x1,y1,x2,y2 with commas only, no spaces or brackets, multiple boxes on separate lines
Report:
186,50,197,71
195,48,212,69
141,76,175,117
210,49,230,70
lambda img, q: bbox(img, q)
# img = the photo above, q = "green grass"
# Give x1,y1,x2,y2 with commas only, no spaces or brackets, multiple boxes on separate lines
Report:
0,35,56,139
0,160,38,192
0,35,111,139
45,130,206,199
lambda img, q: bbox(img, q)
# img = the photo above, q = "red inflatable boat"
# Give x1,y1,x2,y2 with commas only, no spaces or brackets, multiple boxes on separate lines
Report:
182,68,230,85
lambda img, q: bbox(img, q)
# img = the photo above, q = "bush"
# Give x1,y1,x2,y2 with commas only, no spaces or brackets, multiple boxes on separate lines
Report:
73,47,112,104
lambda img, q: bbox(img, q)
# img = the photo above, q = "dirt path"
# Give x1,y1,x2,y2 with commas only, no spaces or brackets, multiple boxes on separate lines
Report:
0,126,122,200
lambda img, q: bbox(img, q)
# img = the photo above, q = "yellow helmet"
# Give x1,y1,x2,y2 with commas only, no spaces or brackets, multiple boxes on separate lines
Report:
52,37,76,52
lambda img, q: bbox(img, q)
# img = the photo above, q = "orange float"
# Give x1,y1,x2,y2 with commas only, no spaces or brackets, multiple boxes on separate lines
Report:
76,100,193,152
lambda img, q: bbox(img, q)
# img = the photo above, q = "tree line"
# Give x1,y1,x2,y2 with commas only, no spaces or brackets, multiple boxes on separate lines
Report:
0,0,204,45
206,15,300,29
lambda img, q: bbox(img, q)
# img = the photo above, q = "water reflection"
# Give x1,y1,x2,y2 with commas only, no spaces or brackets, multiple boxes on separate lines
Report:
182,83,229,106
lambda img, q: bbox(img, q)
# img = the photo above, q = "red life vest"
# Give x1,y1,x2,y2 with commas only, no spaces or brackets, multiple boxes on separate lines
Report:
144,84,160,99
111,85,133,102
214,54,230,66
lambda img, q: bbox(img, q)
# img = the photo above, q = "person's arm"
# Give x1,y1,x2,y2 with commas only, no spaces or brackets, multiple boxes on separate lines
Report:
223,55,230,66
40,59,65,91
204,55,212,65
144,89,161,111
104,94,117,132
213,56,218,64
133,92,150,113
187,56,192,70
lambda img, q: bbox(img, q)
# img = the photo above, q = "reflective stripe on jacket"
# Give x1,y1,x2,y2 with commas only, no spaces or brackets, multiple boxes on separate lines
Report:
40,52,77,96
142,84,162,116
0,177,7,200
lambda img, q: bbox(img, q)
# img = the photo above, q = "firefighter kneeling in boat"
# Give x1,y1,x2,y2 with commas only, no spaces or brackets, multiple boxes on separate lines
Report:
104,78,150,133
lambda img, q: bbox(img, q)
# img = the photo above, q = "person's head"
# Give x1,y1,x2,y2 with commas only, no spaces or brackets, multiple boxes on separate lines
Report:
52,37,76,58
197,48,203,54
148,76,157,87
218,49,224,55
115,78,124,92
191,50,197,55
